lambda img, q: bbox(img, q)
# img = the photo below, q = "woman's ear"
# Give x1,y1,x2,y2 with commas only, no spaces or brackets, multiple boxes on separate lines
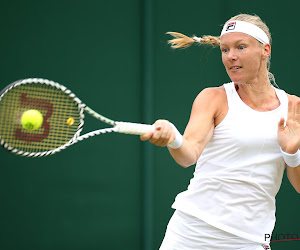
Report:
262,43,271,59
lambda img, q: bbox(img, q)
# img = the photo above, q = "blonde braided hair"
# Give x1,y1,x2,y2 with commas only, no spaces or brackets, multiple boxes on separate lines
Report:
167,32,220,48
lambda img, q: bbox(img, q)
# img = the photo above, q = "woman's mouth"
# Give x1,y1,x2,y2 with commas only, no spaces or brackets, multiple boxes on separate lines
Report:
230,66,242,70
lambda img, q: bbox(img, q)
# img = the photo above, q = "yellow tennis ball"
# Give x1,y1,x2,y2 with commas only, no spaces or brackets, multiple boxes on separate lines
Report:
21,109,43,130
67,117,74,126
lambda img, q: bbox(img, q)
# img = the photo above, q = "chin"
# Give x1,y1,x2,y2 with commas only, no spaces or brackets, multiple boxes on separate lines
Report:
229,74,248,83
229,77,242,83
228,73,243,83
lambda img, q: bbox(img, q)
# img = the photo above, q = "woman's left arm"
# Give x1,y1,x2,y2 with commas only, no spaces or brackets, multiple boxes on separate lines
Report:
278,95,300,193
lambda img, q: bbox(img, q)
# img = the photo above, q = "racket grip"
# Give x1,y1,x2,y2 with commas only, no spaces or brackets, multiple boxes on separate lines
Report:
114,122,155,135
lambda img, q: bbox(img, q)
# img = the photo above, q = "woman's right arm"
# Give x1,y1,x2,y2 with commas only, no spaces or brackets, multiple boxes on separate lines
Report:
140,87,226,168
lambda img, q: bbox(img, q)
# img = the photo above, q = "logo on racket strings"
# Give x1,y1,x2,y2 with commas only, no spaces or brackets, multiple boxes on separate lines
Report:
15,93,53,143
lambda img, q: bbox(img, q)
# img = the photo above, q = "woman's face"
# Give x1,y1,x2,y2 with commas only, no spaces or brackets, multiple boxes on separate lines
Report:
220,32,269,84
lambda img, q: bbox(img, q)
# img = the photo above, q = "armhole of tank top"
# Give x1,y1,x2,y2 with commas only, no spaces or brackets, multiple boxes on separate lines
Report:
215,82,234,129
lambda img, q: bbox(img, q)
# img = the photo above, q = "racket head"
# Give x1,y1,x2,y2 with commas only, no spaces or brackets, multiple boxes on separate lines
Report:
0,78,84,157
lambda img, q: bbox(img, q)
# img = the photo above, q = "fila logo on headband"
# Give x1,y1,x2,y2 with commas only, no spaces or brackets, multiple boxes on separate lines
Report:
226,22,236,31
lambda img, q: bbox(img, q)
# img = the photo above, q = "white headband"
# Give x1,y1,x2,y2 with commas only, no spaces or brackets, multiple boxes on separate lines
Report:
220,20,269,44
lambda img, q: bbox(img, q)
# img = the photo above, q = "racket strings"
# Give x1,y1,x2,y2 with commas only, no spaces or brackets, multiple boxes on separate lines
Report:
0,82,81,152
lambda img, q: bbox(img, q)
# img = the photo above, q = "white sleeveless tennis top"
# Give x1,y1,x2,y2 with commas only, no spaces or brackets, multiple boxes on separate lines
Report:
172,82,288,244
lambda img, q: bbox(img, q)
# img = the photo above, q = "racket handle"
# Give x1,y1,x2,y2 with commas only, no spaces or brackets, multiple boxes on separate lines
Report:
114,122,155,135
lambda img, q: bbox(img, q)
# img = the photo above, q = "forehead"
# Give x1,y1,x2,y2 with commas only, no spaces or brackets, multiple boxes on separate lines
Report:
220,32,258,46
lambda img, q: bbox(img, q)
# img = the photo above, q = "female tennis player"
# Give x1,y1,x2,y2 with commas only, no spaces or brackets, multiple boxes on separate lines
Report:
141,13,300,250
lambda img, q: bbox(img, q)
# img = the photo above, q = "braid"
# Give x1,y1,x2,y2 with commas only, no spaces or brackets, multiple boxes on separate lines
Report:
167,32,220,49
200,35,220,46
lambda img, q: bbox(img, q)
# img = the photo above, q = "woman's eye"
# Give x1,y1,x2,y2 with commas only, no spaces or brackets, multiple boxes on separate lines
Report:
239,45,245,50
222,48,228,53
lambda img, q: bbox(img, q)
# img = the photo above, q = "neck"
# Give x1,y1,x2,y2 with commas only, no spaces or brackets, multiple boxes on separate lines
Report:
235,79,278,111
240,81,274,94
237,72,274,95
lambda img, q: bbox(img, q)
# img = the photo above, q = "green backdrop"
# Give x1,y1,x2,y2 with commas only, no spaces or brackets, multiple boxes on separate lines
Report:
0,0,299,249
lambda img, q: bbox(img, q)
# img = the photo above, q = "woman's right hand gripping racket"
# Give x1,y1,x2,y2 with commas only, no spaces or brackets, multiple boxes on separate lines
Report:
0,78,155,157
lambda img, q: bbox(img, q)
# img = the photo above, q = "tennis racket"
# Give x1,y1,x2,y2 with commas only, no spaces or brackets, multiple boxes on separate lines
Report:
0,78,155,157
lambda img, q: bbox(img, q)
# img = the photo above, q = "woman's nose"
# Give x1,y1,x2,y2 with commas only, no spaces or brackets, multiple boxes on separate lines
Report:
228,50,237,61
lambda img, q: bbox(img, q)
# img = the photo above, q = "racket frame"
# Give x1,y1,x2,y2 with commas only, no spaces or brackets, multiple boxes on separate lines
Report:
0,78,154,157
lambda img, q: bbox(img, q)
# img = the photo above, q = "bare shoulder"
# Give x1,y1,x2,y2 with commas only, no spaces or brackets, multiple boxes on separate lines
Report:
287,93,300,102
193,86,227,109
191,85,227,123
